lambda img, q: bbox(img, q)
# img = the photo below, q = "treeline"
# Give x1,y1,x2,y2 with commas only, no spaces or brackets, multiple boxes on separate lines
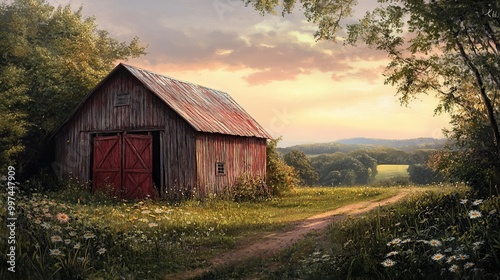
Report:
280,146,438,165
278,138,446,155
282,148,440,186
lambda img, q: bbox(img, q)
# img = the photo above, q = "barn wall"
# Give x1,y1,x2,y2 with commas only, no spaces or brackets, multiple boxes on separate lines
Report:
53,70,197,197
195,134,267,196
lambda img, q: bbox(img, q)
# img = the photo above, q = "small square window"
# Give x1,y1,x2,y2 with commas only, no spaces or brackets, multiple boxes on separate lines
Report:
216,162,226,176
114,92,130,107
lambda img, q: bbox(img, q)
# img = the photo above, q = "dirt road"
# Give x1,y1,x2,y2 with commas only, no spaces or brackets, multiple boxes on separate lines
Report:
166,190,412,279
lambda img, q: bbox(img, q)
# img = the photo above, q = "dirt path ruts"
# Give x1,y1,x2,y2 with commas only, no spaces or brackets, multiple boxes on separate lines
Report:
165,190,412,280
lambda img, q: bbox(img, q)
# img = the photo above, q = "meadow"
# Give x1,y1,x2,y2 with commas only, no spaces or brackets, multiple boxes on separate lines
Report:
1,180,499,279
205,183,500,280
1,182,400,279
375,164,410,182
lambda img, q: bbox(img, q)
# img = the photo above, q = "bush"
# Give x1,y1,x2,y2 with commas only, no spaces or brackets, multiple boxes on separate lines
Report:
229,174,270,202
407,164,443,185
266,138,299,195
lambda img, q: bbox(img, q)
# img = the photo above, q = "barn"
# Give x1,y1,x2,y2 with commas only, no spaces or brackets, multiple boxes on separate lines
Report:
52,63,271,199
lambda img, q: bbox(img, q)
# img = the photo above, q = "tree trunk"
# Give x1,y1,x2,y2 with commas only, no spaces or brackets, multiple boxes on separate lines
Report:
456,41,500,158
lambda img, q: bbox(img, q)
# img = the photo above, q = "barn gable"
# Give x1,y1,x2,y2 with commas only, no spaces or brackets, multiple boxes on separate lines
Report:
53,63,271,199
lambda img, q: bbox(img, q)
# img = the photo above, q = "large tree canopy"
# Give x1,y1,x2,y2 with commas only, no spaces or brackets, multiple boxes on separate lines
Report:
248,0,500,189
0,0,146,176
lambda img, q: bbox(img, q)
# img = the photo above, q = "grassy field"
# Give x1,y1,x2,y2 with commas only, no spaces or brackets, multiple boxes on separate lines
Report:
375,164,409,182
1,184,401,279
4,182,498,279
205,183,500,279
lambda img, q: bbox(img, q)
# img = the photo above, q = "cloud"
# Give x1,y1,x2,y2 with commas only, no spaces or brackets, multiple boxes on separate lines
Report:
52,0,391,85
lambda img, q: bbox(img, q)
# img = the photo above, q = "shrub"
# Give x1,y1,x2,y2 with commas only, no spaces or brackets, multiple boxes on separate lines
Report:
266,138,299,195
229,174,270,202
407,164,443,185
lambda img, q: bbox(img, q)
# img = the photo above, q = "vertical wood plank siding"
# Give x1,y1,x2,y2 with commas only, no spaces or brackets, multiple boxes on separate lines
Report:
195,134,267,196
53,70,197,197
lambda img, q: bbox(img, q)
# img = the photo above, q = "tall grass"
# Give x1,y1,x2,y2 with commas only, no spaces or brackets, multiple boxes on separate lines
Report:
0,182,399,279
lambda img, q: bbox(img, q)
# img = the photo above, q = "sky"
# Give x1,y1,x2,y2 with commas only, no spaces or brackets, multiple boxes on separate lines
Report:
47,0,450,147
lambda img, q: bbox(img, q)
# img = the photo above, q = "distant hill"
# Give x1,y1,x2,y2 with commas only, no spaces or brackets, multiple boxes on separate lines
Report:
278,137,447,155
334,137,447,150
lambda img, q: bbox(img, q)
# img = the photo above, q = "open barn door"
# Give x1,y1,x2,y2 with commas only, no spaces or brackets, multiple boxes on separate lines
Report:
92,133,155,199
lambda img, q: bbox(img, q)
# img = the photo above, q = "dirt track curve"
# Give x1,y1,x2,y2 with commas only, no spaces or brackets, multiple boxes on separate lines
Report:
165,190,412,280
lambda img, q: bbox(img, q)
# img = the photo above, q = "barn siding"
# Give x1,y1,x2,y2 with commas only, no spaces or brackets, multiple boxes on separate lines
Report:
53,70,197,197
195,134,267,196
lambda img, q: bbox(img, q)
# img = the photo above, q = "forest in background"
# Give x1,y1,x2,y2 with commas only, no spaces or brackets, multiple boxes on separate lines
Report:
279,138,444,186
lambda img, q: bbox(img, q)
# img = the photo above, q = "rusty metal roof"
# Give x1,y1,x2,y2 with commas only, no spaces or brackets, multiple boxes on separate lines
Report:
122,63,271,139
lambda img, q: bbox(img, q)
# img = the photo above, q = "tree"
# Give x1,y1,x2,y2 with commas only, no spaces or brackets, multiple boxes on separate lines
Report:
310,153,369,186
247,0,500,189
407,163,442,185
284,149,319,185
0,0,146,176
348,150,378,180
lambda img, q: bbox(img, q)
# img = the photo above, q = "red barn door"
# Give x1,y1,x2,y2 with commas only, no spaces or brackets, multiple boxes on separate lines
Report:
93,133,154,199
93,135,121,196
122,134,153,199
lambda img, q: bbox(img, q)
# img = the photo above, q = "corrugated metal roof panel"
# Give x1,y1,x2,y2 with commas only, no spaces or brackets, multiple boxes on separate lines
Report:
122,63,271,139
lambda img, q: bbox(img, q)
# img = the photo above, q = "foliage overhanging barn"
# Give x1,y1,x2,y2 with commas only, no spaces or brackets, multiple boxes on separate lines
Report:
52,63,271,199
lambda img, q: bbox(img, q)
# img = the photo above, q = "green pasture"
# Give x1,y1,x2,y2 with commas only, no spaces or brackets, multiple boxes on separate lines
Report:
375,164,409,182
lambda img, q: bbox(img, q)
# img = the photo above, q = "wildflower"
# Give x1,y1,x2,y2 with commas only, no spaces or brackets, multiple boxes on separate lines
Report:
55,213,70,223
69,231,77,237
448,264,459,273
457,254,469,260
472,199,483,206
40,222,51,229
429,239,442,247
97,248,106,255
472,240,484,250
401,238,411,244
148,222,158,228
141,210,151,214
73,243,81,249
468,210,482,219
44,212,53,218
49,249,63,256
386,251,399,257
432,253,445,261
83,232,96,239
447,255,456,263
387,238,402,247
460,199,468,205
34,219,42,224
51,235,63,243
64,239,71,245
464,262,475,269
381,259,396,267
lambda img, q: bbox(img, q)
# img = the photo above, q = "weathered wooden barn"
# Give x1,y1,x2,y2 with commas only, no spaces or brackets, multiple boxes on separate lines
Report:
52,63,271,199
